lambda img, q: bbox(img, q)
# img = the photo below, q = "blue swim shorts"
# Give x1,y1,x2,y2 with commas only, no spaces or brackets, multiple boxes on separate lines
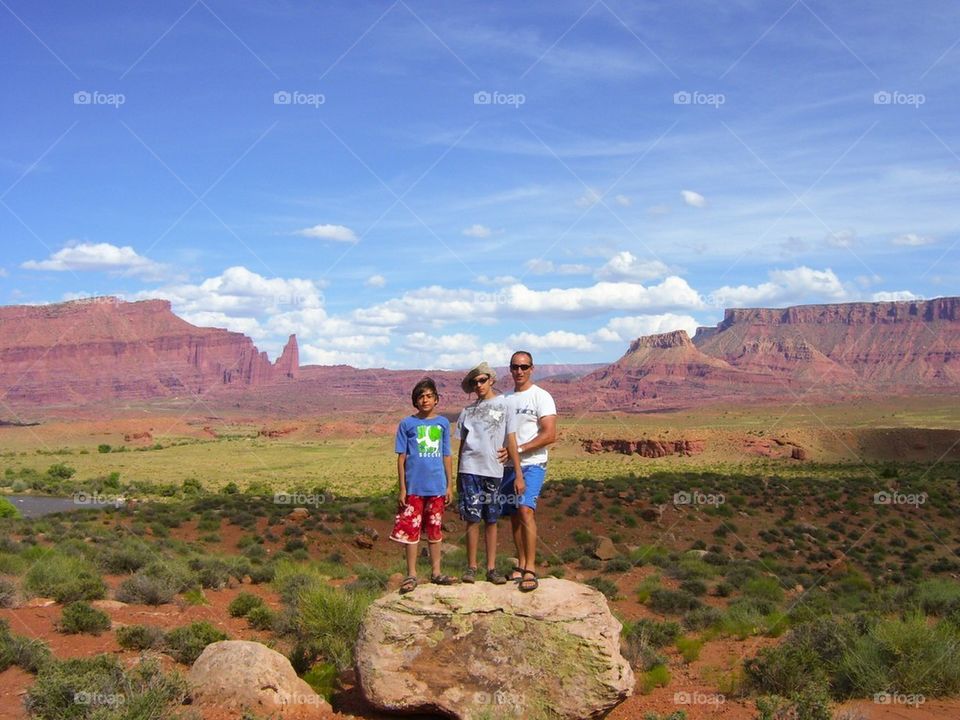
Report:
500,463,546,514
457,473,505,524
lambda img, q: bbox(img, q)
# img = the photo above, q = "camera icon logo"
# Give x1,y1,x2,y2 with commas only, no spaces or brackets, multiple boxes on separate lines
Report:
673,491,691,505
673,91,692,105
474,90,492,105
873,491,891,505
274,90,292,105
873,91,892,105
74,91,92,105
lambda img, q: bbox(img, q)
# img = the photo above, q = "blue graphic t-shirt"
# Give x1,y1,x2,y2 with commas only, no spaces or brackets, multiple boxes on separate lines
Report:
395,415,451,497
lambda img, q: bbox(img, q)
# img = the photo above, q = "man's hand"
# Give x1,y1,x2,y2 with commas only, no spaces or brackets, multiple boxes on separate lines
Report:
514,473,525,497
445,488,453,506
497,447,509,464
397,490,407,510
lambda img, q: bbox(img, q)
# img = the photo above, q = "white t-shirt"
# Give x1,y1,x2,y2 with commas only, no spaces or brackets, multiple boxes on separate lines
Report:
505,384,557,467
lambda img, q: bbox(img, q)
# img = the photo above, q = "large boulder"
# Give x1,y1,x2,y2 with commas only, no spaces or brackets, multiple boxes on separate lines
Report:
356,579,634,719
188,640,332,718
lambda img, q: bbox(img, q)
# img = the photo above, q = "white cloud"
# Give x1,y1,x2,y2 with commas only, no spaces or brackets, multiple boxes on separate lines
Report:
294,224,357,242
476,274,518,285
709,267,847,307
871,290,922,302
594,313,700,343
507,330,596,352
614,194,631,207
575,188,602,207
892,233,934,246
647,204,671,216
595,251,670,282
826,229,856,248
365,274,386,288
434,342,513,370
462,224,492,238
0,267,7,277
681,190,705,208
22,242,166,279
299,345,379,366
525,259,590,275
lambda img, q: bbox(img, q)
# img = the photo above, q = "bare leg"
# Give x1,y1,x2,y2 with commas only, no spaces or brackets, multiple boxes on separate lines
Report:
428,541,443,578
484,522,498,571
511,513,526,570
516,506,537,571
405,542,418,578
465,521,480,569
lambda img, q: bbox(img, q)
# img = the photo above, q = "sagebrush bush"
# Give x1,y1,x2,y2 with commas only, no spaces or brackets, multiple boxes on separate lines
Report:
96,538,154,574
57,602,111,635
25,654,187,720
0,619,52,674
586,576,618,599
246,605,276,631
648,588,702,614
0,577,17,608
24,554,106,603
115,624,165,651
295,584,374,671
163,621,228,665
227,591,265,618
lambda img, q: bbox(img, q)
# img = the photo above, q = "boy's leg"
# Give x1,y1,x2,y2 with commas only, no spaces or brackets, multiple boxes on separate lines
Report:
516,506,537,571
484,522,498,571
428,537,443,578
465,521,480,570
405,541,418,578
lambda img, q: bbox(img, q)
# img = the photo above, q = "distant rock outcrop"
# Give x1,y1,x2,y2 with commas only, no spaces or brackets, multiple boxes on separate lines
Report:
355,579,634,719
0,298,298,405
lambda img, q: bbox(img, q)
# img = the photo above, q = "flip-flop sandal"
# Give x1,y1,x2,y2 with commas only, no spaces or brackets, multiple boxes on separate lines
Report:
399,576,417,594
431,574,457,585
518,570,539,593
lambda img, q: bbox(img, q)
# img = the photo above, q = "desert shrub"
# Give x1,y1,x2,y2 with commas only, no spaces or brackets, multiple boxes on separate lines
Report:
586,576,618,599
24,554,106,603
57,602,111,635
837,613,960,697
24,654,188,720
623,618,681,648
682,605,723,631
648,588,702,614
346,565,390,593
96,538,154,574
301,661,337,701
228,592,265,618
0,619,52,673
639,663,671,694
0,496,20,518
605,556,632,573
163,621,228,665
246,605,276,631
579,556,601,570
115,624,165,651
0,577,17,608
0,551,27,574
679,578,708,596
248,563,276,584
116,561,195,606
907,578,960,615
676,636,703,663
272,561,327,605
296,584,374,671
743,576,785,603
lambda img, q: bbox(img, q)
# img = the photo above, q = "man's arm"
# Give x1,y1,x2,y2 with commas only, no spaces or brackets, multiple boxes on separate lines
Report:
516,414,557,455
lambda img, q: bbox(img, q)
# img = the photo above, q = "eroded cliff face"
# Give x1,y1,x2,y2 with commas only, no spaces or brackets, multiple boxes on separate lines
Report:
692,297,960,386
0,298,299,405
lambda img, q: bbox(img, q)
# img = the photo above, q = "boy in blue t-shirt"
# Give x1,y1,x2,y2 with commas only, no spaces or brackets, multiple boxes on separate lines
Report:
390,377,456,593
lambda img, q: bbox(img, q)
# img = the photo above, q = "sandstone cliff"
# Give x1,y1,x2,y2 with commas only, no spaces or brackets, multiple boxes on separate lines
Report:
0,298,299,405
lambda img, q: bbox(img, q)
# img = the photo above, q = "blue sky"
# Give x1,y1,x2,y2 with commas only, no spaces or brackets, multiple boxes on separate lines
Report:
2,0,957,368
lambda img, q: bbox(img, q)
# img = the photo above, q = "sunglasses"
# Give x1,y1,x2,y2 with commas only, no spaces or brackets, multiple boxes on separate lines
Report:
471,376,491,386
509,363,532,371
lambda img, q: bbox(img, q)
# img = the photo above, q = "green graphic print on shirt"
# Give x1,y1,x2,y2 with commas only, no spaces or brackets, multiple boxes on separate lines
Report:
417,424,443,457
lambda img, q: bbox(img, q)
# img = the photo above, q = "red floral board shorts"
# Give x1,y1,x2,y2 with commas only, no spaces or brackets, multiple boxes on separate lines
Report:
389,495,445,544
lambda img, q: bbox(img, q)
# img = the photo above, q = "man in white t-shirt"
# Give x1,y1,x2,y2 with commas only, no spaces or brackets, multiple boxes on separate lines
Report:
500,350,556,592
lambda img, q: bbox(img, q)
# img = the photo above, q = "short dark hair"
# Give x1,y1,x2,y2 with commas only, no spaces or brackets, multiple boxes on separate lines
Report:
411,377,439,407
510,350,533,366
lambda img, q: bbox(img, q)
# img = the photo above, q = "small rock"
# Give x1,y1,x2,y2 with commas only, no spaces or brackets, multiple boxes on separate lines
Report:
287,507,310,522
91,600,128,611
355,534,375,549
592,536,617,561
25,598,56,608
